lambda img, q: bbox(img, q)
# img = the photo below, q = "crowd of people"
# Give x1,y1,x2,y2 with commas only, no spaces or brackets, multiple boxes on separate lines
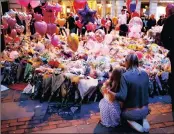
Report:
1,2,174,133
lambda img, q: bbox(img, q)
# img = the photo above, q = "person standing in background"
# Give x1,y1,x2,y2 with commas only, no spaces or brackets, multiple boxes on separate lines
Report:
161,4,174,121
67,12,76,34
157,15,165,26
118,9,127,25
147,14,156,30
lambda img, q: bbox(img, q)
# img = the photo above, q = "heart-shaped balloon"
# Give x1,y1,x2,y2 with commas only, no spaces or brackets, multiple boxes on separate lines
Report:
86,22,96,32
7,9,17,18
34,21,47,36
30,0,41,8
47,23,57,36
11,29,17,38
51,35,59,47
67,33,79,52
2,14,10,25
57,18,66,27
101,18,107,26
75,20,83,28
16,0,31,7
1,23,8,29
34,13,43,21
73,0,87,12
7,17,16,28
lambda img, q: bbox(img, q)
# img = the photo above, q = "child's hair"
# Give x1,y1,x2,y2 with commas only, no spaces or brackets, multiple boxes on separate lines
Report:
109,67,125,93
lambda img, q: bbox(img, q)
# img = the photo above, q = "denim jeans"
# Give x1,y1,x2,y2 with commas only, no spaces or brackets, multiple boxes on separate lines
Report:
122,106,149,121
70,28,76,34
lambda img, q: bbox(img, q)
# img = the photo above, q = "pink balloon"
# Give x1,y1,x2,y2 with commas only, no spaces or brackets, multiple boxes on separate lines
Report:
76,20,83,29
34,13,43,21
30,0,40,8
47,23,57,36
7,17,16,28
34,21,47,36
16,0,31,7
43,16,49,23
50,16,56,23
54,3,62,12
11,29,17,38
86,23,96,32
51,35,59,47
2,23,8,29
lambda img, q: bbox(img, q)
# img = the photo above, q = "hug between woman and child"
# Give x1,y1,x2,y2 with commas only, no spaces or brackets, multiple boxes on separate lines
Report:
99,53,150,133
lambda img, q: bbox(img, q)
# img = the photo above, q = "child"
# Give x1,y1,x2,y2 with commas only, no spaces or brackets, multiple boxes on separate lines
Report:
99,67,125,127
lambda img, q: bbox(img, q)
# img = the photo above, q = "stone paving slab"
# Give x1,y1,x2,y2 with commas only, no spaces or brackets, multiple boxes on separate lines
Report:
33,125,80,133
1,100,48,120
147,113,173,124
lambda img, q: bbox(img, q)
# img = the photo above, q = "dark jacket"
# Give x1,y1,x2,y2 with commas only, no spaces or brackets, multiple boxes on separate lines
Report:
161,14,174,51
147,18,156,30
116,69,149,108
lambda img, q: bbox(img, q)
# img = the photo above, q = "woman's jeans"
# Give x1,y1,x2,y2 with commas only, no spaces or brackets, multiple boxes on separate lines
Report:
122,106,149,121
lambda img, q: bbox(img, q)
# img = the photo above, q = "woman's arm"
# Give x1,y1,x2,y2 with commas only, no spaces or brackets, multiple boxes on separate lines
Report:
108,75,128,101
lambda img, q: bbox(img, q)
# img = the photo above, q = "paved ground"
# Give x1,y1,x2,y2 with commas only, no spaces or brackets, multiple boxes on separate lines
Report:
1,89,174,134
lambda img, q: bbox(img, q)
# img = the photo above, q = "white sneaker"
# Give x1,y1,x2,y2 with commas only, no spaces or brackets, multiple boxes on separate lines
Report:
143,119,150,132
127,120,144,133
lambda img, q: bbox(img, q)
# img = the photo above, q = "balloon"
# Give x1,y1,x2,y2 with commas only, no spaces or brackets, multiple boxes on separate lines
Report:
57,18,66,27
16,0,31,7
2,14,10,25
75,20,83,28
54,3,62,12
112,17,118,25
2,23,8,29
78,4,96,25
11,29,17,38
101,18,107,26
7,9,17,18
50,16,56,23
67,33,79,52
127,0,138,12
7,17,16,28
34,13,43,21
30,0,41,8
130,3,136,12
86,22,96,32
47,23,57,35
34,21,47,36
51,35,59,47
131,11,140,18
129,17,143,29
73,0,87,12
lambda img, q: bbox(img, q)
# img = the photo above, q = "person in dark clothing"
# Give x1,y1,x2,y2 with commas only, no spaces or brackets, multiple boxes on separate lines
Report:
107,53,150,133
161,4,174,121
67,13,76,34
147,14,156,30
1,30,5,52
157,15,165,26
106,15,113,34
119,24,128,37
